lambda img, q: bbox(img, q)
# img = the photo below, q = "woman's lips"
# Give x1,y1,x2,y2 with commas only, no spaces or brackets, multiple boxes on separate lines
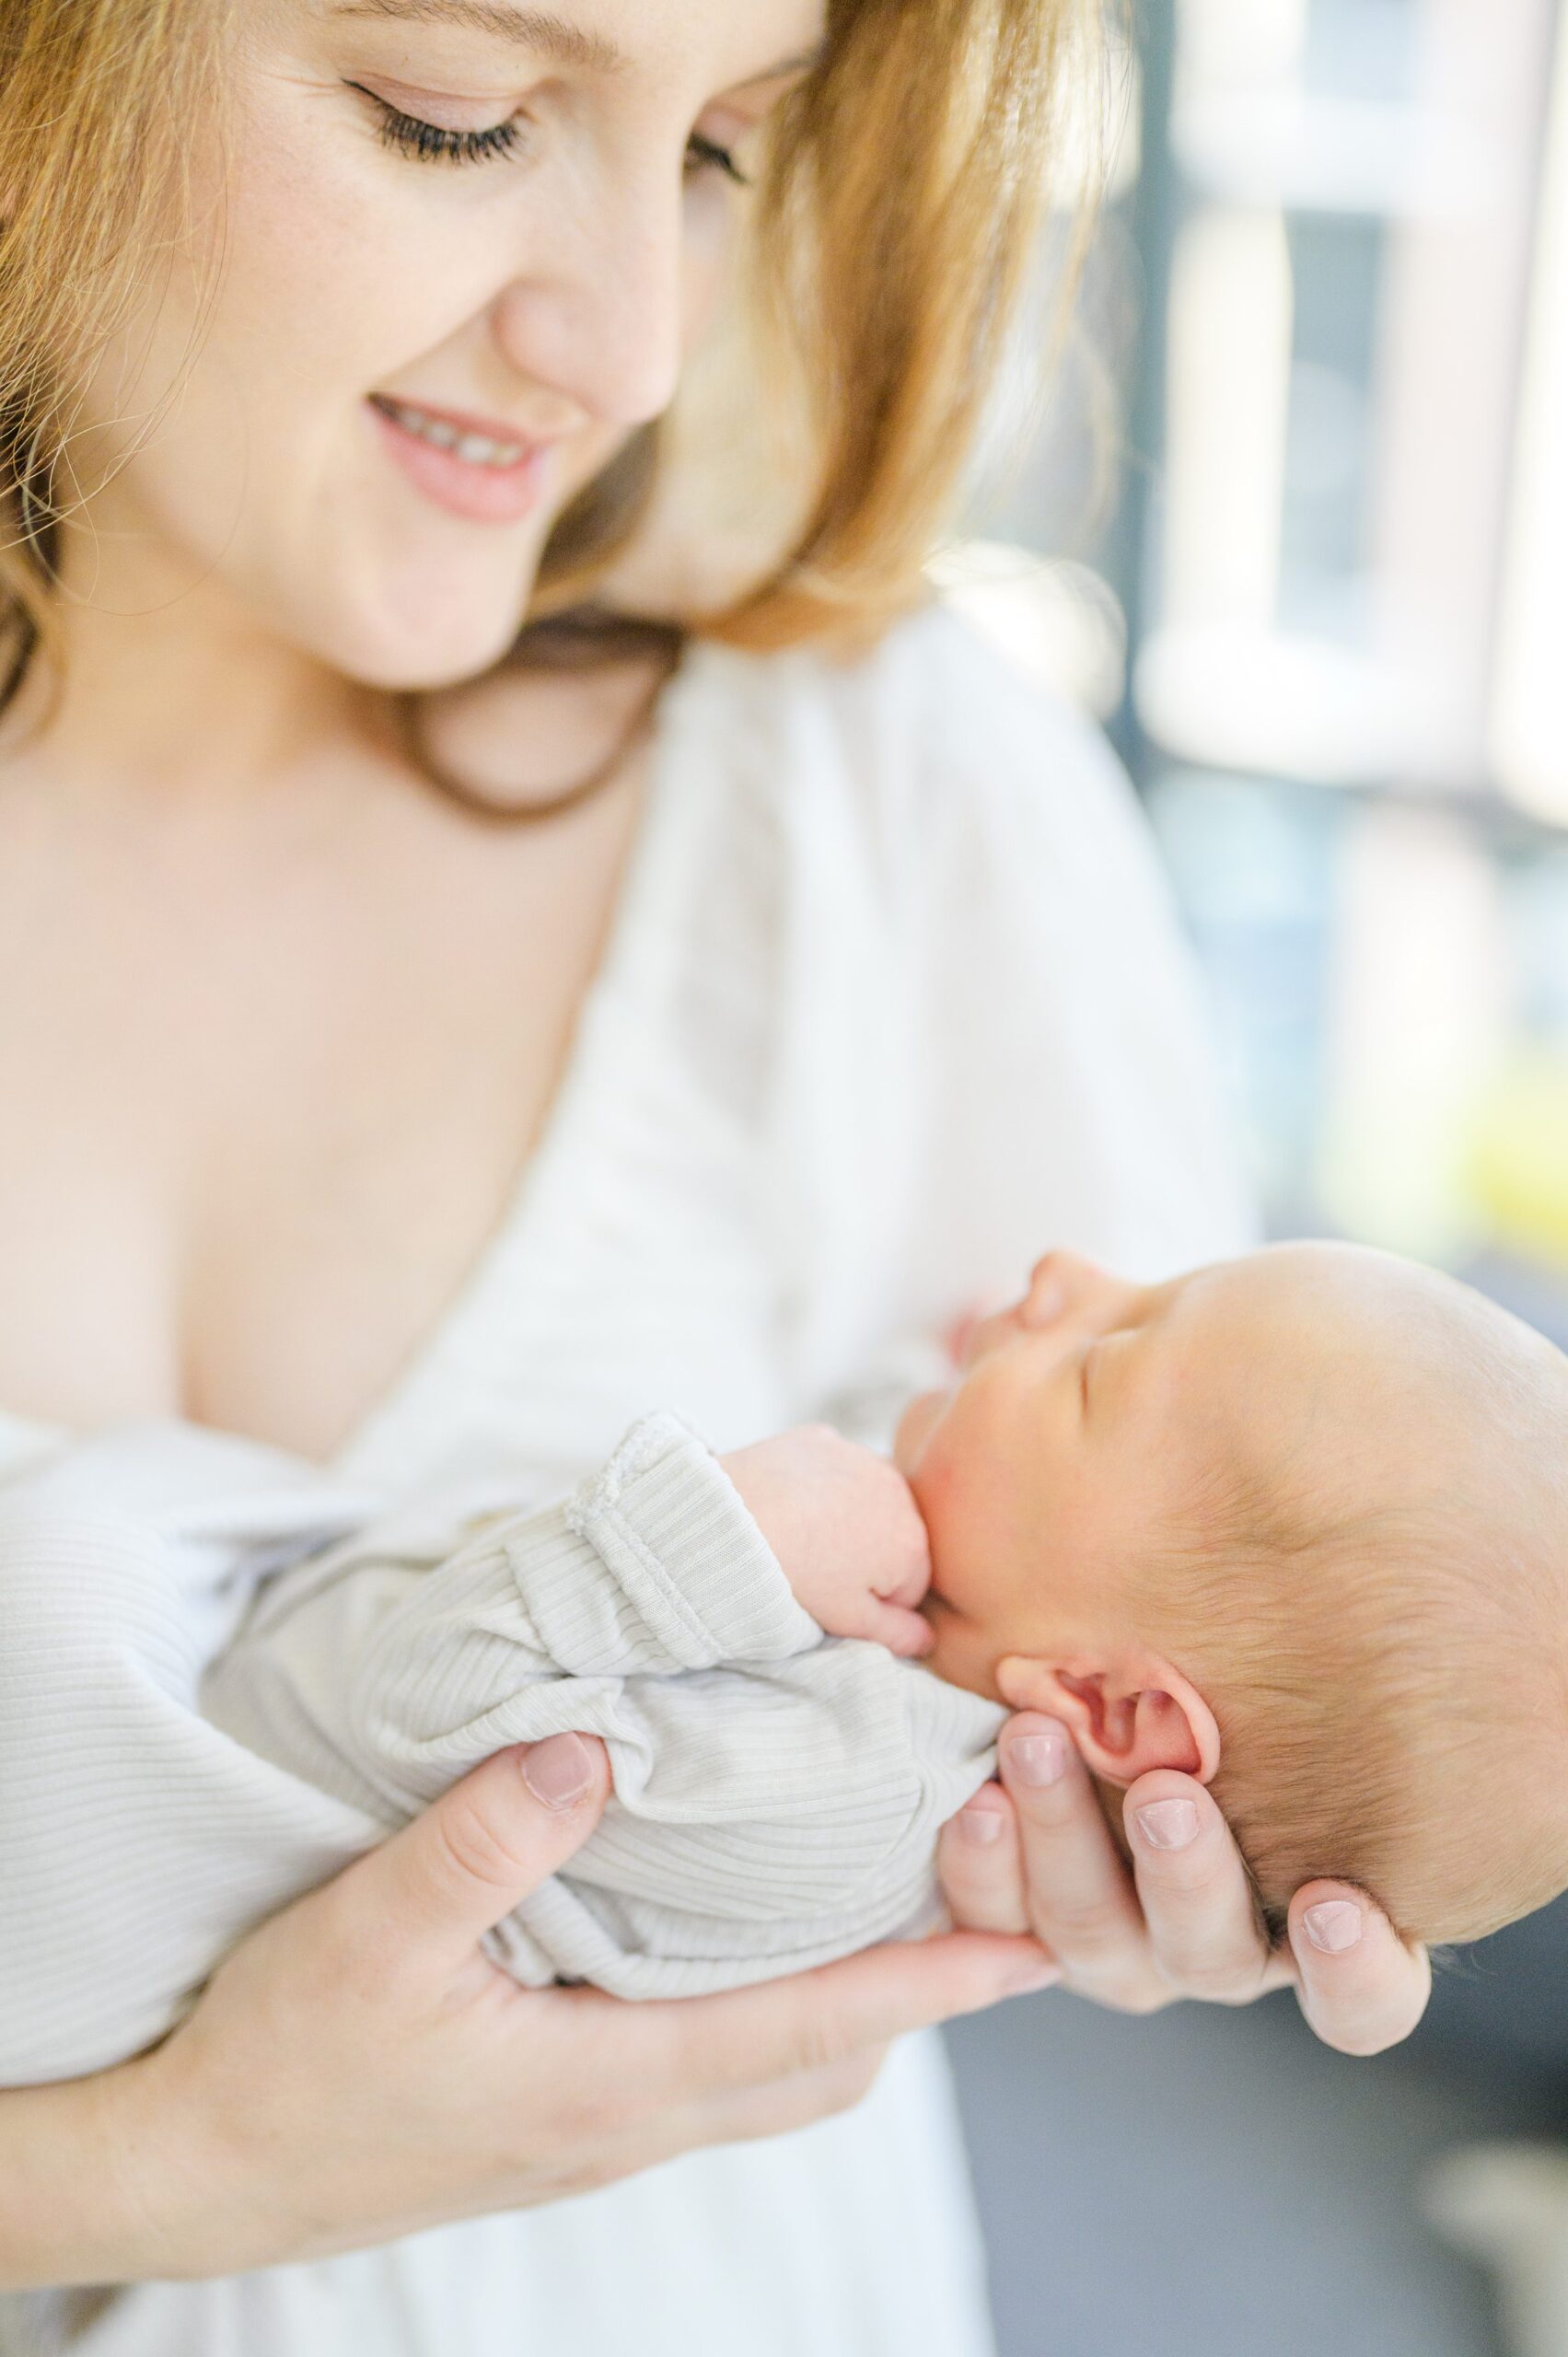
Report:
366,392,555,526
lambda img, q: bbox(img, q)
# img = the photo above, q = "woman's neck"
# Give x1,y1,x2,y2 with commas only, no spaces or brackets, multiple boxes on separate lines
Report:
10,549,385,807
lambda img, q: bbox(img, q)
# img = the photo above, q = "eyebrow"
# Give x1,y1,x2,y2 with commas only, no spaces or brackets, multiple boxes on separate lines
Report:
329,1,822,85
330,1,630,69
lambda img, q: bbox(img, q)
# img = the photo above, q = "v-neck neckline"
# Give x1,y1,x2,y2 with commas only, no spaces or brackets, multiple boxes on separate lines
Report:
0,638,722,1485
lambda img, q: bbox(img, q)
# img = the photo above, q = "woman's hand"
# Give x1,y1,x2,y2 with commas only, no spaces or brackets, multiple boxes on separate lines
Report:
8,1733,1053,2291
936,1713,1431,2057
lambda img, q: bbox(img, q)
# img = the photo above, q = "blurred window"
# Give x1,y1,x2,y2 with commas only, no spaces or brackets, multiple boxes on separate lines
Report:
955,0,1568,1335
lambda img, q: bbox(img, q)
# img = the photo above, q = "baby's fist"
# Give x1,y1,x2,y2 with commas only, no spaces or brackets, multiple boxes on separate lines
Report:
719,1424,934,1656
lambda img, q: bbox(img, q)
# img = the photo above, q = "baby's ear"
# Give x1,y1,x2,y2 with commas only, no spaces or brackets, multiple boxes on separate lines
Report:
996,1652,1221,1785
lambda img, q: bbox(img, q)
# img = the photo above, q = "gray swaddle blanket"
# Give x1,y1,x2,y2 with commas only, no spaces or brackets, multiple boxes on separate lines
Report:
1,1410,1002,2082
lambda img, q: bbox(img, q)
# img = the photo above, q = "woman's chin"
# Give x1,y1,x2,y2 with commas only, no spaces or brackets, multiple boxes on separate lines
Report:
319,607,528,697
316,546,551,692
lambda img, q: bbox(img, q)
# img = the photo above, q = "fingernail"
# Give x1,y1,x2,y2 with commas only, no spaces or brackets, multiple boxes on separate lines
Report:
958,1805,1007,1847
1004,1957,1058,1997
1006,1730,1069,1787
522,1733,594,1811
1302,1899,1363,1954
1134,1798,1199,1851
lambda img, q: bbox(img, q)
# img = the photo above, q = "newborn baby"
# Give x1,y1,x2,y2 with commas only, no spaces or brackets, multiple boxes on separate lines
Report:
895,1239,1568,1946
207,1232,1568,1968
8,1233,1562,2086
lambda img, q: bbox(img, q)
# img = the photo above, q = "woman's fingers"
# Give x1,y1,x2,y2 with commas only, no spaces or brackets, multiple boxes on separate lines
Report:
648,1928,1055,2107
1122,1770,1288,2004
1286,1882,1432,2056
970,1718,1430,2051
556,2049,896,2200
935,1787,1031,1935
995,1714,1159,2007
665,2047,890,2157
324,1736,610,1986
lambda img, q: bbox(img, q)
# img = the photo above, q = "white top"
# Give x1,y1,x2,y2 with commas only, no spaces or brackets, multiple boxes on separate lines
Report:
0,604,1253,2357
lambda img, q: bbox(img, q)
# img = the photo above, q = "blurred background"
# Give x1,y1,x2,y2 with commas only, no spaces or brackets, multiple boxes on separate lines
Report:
938,0,1568,2350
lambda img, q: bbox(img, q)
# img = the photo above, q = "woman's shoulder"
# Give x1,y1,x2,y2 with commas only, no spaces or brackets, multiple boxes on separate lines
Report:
685,595,1158,906
694,596,1137,834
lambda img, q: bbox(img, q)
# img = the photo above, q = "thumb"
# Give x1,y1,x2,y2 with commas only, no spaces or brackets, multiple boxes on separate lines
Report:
335,1735,610,1985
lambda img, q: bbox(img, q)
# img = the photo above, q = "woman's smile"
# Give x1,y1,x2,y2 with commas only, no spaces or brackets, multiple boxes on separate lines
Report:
366,392,560,525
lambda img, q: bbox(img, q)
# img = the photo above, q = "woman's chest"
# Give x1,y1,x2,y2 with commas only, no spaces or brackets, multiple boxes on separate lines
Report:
0,768,693,1463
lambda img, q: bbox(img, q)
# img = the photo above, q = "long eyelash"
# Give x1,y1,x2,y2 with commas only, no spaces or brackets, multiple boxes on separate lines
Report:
352,87,526,167
352,85,750,185
686,132,751,188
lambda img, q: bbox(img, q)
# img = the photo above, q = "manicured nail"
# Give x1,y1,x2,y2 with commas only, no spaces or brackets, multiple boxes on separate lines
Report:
958,1804,1007,1847
1134,1798,1199,1851
1006,1730,1070,1787
523,1733,594,1810
1302,1899,1363,1954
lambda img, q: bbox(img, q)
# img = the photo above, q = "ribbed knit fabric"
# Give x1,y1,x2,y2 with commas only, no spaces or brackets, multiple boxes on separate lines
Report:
0,605,1253,2357
0,1406,1000,2079
204,1410,1007,2000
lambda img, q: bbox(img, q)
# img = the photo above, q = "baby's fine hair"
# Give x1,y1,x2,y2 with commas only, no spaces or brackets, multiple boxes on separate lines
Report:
1149,1273,1568,1948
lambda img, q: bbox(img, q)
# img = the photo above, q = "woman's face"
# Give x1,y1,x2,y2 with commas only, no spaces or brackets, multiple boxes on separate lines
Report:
70,0,822,687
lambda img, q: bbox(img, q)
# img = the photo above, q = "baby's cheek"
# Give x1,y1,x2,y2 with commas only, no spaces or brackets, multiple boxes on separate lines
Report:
921,1600,1004,1703
892,1388,949,1475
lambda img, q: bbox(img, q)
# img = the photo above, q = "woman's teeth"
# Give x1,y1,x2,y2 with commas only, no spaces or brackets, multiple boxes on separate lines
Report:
375,398,528,470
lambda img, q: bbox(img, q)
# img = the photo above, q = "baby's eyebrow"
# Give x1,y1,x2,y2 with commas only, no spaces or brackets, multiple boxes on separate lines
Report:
1082,1318,1154,1421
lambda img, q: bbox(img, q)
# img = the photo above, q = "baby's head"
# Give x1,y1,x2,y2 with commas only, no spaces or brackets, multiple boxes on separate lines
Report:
895,1242,1568,1945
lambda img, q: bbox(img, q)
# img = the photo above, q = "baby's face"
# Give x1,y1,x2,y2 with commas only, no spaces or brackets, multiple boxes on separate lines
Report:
893,1244,1402,1699
893,1250,1207,1694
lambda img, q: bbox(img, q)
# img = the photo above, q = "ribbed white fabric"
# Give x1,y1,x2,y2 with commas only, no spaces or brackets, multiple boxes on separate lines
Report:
213,1408,1005,1997
0,1405,1001,2074
0,603,1254,2357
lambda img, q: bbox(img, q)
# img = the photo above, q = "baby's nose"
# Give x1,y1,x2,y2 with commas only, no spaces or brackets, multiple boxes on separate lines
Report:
1022,1248,1118,1326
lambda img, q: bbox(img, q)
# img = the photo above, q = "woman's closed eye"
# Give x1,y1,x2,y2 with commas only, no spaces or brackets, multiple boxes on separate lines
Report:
349,84,749,183
350,86,529,164
685,130,750,187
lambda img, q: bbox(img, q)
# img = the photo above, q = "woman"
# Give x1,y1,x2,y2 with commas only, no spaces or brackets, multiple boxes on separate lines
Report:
0,0,1430,2351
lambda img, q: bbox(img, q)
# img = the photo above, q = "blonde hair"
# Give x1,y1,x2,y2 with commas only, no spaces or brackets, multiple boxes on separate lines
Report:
0,0,1102,713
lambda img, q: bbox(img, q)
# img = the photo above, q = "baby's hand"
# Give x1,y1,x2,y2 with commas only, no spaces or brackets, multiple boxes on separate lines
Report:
719,1425,934,1656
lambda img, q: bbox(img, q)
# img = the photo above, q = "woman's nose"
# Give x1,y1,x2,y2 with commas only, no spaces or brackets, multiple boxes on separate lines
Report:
492,160,688,431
